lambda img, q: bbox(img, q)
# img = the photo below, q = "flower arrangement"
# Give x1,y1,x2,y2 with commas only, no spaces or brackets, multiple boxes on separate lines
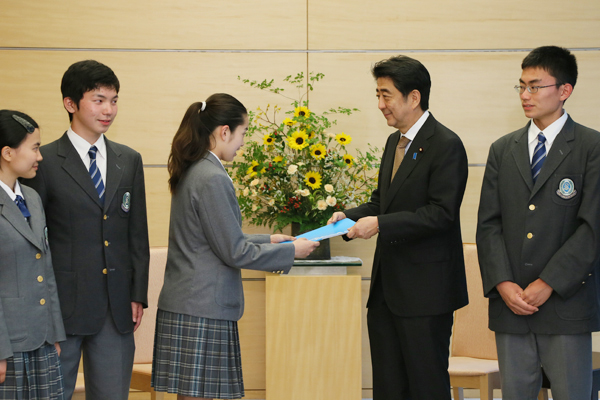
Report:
229,72,380,233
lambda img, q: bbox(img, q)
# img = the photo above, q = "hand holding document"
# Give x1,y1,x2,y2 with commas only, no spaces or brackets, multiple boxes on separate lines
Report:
281,218,356,243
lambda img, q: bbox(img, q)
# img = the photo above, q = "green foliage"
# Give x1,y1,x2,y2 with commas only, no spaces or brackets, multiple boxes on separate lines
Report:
230,73,380,232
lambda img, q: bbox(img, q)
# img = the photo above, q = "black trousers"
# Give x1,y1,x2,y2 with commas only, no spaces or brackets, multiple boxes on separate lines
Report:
367,278,454,400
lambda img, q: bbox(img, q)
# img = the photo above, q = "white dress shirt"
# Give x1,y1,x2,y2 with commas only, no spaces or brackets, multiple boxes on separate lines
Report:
527,111,568,163
401,110,430,154
0,178,24,201
67,128,107,186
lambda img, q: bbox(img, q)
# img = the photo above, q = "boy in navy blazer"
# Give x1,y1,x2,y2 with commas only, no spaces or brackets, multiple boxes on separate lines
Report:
24,60,150,400
477,46,600,399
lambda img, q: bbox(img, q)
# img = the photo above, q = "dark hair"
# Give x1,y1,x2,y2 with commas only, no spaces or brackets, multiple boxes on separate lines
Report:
168,93,247,194
521,46,578,88
372,55,431,111
61,60,120,121
0,110,39,150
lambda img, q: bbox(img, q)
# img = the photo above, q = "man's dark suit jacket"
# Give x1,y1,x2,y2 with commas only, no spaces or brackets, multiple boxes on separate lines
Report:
477,117,600,335
24,133,150,335
344,114,469,317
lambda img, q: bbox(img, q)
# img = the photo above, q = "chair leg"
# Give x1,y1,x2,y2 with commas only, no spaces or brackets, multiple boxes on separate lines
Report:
150,389,165,400
452,386,464,400
537,388,549,400
478,374,492,400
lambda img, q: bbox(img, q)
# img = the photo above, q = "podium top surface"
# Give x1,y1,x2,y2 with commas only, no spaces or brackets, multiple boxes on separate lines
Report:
293,256,362,267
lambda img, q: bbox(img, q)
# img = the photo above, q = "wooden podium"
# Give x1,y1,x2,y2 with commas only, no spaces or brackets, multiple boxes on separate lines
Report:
265,259,362,400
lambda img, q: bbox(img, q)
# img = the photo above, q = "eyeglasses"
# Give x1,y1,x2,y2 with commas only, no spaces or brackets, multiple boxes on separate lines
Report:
514,84,561,94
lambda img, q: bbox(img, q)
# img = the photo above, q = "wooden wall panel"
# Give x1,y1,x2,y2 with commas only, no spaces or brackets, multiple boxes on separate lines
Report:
308,0,600,50
0,50,308,165
0,0,306,50
462,166,484,244
307,51,600,165
144,168,170,247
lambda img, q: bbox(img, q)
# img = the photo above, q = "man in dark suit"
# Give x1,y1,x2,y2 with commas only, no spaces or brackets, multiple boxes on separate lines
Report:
477,46,600,399
329,55,469,400
24,60,150,400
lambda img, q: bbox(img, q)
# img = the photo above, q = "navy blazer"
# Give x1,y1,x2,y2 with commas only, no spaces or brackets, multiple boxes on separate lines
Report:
23,133,150,335
0,184,66,360
344,114,469,317
477,117,600,334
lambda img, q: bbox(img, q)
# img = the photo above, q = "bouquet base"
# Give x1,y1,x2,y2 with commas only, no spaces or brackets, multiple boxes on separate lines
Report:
291,223,331,260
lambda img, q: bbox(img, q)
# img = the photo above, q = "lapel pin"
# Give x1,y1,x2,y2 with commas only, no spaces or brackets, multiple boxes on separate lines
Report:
419,147,423,152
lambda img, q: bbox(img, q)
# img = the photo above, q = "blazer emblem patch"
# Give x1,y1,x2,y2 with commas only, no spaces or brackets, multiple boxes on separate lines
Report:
556,178,577,199
121,192,131,212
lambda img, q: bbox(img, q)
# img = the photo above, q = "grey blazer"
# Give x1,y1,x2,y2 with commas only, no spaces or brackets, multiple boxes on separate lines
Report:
477,117,600,335
158,153,295,321
0,184,66,360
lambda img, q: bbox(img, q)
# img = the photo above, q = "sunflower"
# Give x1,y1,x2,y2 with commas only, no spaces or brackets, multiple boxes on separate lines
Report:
310,144,327,160
294,106,311,119
247,160,260,177
282,117,296,126
335,132,352,146
263,134,274,146
272,156,284,163
343,154,354,167
304,171,322,189
287,130,309,150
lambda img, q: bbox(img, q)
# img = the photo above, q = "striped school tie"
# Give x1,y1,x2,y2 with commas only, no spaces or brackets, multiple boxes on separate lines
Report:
88,146,105,205
531,133,547,183
15,195,31,219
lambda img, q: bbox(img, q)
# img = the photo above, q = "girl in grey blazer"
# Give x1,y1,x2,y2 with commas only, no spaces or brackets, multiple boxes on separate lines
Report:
0,110,66,399
151,94,318,400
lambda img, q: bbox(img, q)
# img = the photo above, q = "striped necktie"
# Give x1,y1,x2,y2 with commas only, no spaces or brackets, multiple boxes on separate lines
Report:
88,146,105,204
15,194,31,219
531,133,547,183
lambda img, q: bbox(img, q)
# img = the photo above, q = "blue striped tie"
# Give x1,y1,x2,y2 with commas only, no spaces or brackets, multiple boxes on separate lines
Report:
15,195,31,219
531,133,547,183
88,146,105,204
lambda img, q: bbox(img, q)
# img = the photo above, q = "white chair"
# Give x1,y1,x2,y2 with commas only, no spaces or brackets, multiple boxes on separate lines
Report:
130,247,168,400
449,244,501,400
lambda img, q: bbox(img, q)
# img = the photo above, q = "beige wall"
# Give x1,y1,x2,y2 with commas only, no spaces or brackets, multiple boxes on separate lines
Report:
2,0,599,397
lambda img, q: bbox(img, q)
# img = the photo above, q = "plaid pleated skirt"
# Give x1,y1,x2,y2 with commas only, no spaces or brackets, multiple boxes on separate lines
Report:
0,343,64,400
151,309,244,399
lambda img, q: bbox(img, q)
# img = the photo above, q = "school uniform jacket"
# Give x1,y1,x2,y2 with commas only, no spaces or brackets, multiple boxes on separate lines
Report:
158,152,295,321
23,133,150,335
477,117,600,334
0,185,66,360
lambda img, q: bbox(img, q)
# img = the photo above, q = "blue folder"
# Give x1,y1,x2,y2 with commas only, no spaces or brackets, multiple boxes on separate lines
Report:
282,218,356,243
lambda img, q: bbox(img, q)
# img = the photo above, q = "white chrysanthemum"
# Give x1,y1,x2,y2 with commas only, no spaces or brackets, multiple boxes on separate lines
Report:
288,165,298,175
300,189,310,197
243,187,250,196
326,196,337,207
252,204,258,211
317,200,328,210
250,179,260,187
251,189,258,198
324,184,334,193
268,199,275,206
297,162,305,166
